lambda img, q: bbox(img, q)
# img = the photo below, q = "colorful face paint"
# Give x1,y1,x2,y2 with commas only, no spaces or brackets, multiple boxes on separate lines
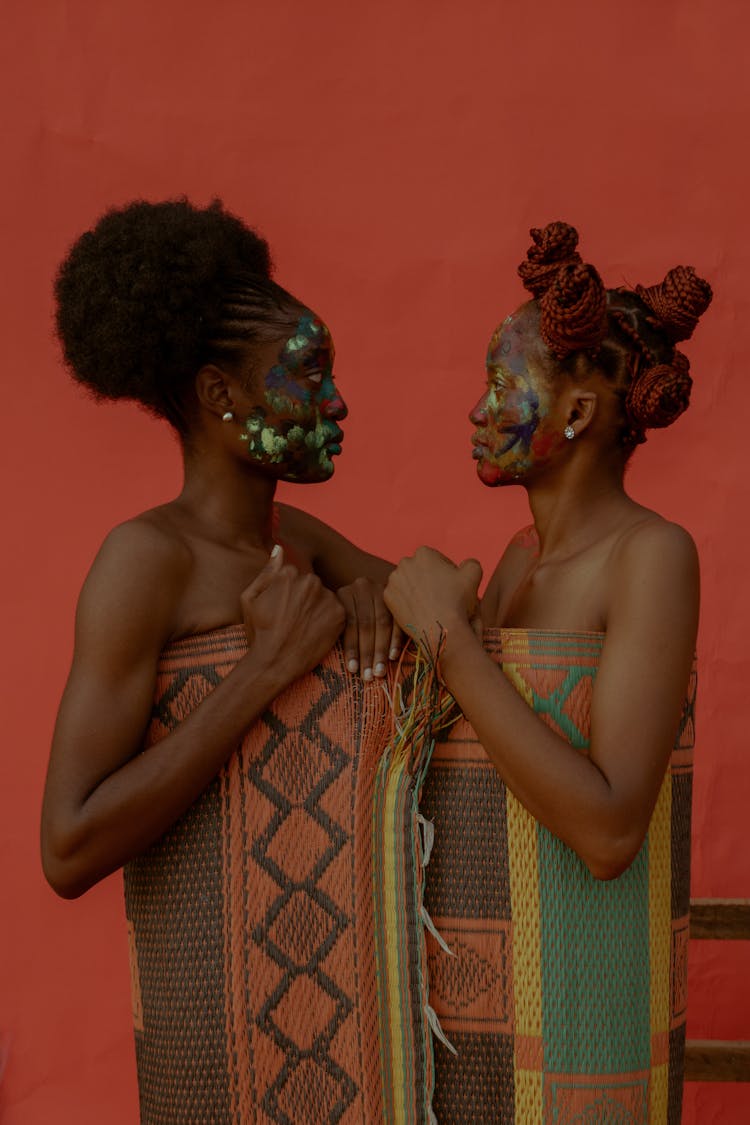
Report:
239,313,347,482
470,308,564,486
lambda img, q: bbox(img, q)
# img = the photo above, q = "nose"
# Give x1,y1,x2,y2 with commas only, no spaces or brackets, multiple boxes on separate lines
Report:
469,393,489,426
323,392,348,421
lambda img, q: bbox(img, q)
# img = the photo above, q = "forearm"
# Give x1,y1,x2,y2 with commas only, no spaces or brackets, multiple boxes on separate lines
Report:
45,651,289,897
439,621,638,877
318,548,394,591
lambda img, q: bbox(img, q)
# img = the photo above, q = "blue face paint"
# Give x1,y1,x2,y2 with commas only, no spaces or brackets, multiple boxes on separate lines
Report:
240,313,348,482
470,307,564,486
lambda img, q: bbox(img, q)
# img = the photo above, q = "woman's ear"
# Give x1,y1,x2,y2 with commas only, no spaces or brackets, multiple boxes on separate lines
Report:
194,364,235,419
563,389,597,439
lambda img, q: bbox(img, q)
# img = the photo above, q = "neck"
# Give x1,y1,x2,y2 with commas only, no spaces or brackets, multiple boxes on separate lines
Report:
524,446,633,560
176,440,278,550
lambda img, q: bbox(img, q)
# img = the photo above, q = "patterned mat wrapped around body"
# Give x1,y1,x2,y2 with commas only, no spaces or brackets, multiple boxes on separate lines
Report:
421,628,695,1125
124,625,439,1125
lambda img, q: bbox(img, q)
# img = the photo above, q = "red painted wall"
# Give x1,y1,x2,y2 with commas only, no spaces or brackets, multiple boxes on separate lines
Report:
1,2,748,1121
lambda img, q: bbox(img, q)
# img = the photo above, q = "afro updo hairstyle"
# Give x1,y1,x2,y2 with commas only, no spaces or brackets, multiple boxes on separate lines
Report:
54,198,309,434
517,222,712,453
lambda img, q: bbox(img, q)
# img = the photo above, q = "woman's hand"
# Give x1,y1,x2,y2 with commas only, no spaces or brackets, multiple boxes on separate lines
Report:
242,546,345,679
337,577,404,680
384,547,483,655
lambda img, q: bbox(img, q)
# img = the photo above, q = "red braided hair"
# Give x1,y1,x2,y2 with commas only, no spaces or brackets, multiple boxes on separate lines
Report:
540,262,608,359
516,222,712,442
636,266,713,343
626,352,693,431
518,222,581,299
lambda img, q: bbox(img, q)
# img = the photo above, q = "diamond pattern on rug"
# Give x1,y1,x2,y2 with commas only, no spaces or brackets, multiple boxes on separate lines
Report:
245,664,359,1122
266,889,338,972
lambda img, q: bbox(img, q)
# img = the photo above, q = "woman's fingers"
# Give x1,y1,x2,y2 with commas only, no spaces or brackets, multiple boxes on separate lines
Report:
244,544,285,599
458,557,484,613
389,620,405,662
338,586,360,674
458,557,483,589
355,587,376,680
337,579,398,680
371,596,393,678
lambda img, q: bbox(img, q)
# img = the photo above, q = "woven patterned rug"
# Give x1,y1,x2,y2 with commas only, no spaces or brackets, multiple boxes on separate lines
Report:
124,625,437,1124
421,629,695,1125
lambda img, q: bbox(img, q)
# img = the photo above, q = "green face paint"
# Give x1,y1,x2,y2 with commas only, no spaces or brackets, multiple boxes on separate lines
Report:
239,313,347,482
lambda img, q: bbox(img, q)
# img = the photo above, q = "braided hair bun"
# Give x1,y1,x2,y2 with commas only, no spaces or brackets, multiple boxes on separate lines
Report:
625,351,693,430
518,222,581,299
636,267,713,343
540,262,608,359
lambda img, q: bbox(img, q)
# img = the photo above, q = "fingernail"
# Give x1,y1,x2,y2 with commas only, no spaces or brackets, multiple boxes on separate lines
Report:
374,662,386,677
389,648,400,660
363,667,373,682
348,659,359,673
271,544,281,558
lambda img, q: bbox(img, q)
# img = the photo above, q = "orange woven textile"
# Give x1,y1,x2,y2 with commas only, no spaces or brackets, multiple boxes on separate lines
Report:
124,626,436,1124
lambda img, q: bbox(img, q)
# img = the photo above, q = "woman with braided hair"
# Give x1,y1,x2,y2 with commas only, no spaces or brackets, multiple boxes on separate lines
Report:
385,222,711,1122
41,199,446,1125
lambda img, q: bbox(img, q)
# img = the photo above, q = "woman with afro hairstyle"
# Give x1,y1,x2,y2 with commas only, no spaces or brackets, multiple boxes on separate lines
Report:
385,222,711,1123
41,199,428,1125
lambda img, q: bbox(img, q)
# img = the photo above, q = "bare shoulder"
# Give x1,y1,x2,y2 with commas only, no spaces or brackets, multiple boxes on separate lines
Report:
77,512,192,649
508,524,541,555
91,511,191,587
488,525,539,579
607,516,699,638
613,516,699,578
482,525,539,618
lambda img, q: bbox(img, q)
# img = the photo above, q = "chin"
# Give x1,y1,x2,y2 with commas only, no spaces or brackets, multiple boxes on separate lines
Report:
282,462,336,485
476,461,516,488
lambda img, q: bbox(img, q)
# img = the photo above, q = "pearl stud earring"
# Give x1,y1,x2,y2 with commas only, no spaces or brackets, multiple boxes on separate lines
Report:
564,424,575,440
222,411,234,423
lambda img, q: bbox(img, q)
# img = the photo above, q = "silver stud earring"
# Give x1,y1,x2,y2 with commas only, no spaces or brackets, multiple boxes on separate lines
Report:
564,424,575,440
222,411,234,423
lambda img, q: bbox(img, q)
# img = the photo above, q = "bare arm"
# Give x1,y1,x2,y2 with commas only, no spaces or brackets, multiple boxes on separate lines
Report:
385,523,699,879
277,503,394,587
41,526,344,898
278,503,401,677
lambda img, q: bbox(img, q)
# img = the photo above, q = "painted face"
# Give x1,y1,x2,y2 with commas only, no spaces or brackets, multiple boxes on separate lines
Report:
240,313,347,483
470,308,564,486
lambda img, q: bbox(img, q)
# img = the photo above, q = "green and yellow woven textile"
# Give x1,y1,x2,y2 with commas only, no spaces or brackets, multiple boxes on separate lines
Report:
421,629,695,1125
123,626,440,1124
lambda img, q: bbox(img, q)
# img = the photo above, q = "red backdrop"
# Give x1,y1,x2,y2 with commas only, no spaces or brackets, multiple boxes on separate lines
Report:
1,2,748,1121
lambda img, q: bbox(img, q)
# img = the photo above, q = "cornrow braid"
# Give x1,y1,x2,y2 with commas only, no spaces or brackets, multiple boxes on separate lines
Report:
603,305,656,449
202,274,307,370
602,288,701,448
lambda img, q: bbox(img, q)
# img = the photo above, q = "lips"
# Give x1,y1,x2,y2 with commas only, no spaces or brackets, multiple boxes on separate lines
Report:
471,430,518,459
326,427,344,447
